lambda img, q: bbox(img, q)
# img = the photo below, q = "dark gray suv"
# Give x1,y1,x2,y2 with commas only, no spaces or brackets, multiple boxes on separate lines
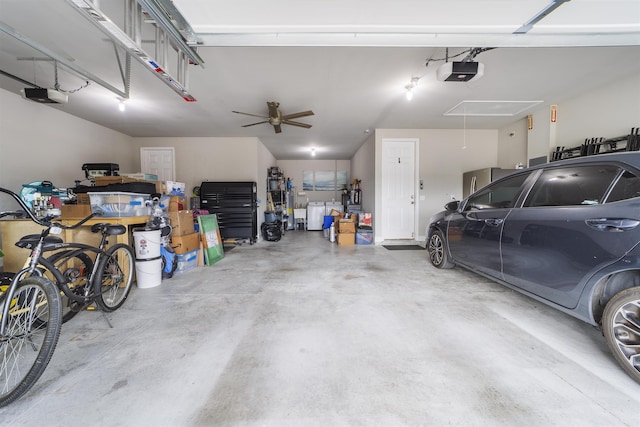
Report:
426,152,640,383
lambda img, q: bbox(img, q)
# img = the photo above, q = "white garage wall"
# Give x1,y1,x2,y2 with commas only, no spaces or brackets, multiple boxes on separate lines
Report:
0,88,135,212
374,128,498,241
131,137,267,203
527,72,640,163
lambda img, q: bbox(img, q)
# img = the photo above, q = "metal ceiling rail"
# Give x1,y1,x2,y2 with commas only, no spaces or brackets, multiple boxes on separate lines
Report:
513,0,572,35
66,0,203,102
0,20,129,99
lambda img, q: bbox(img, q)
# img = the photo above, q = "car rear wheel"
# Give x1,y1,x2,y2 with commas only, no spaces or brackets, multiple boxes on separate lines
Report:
602,286,640,384
427,230,454,269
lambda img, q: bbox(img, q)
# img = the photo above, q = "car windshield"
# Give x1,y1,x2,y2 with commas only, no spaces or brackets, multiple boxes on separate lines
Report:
464,172,530,210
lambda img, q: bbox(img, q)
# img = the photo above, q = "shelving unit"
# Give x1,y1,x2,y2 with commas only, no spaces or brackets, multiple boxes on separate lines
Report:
266,167,293,231
551,127,639,161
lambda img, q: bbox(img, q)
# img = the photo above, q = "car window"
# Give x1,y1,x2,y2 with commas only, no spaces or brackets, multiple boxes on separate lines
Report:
524,165,620,207
606,169,640,202
464,173,530,211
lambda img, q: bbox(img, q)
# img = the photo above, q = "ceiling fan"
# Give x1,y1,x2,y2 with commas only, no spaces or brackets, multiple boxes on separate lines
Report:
232,101,314,134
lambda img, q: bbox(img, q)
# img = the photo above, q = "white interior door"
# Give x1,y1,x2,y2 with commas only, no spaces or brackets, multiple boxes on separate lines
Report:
381,139,416,240
140,147,175,181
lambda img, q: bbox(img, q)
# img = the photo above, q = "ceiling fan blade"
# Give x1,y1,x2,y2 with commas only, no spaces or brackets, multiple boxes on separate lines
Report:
282,110,314,120
232,111,269,119
242,121,269,127
274,124,282,134
283,120,312,129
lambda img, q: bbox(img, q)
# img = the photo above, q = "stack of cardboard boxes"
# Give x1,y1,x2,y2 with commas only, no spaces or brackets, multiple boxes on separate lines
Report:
331,211,373,246
167,207,202,273
336,215,357,246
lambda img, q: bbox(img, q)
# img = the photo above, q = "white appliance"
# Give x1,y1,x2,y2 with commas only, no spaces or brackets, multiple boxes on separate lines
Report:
463,167,517,198
307,201,325,230
325,202,343,215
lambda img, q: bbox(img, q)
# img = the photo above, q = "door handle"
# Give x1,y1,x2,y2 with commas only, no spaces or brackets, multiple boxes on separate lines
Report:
484,218,504,227
586,218,640,232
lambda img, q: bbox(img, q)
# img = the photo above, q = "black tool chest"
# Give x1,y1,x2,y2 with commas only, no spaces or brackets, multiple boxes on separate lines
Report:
199,181,257,244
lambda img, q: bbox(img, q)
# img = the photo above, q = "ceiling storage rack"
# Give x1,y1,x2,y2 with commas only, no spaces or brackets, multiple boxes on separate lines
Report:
2,0,204,102
551,127,640,161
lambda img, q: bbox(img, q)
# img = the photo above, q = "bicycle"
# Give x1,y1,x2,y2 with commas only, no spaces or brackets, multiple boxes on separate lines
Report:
0,187,135,406
0,187,136,322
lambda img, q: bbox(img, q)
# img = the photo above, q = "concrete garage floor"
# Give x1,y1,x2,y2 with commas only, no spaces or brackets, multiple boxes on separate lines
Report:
3,231,639,426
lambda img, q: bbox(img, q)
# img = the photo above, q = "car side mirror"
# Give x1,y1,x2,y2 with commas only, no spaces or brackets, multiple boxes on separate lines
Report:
445,200,460,212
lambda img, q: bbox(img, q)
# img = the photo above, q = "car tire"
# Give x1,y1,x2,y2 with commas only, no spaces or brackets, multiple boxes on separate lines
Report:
602,286,640,384
427,229,454,269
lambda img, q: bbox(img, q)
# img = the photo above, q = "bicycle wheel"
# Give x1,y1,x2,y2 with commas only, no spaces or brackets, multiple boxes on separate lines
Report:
93,244,134,312
0,276,62,407
49,251,94,323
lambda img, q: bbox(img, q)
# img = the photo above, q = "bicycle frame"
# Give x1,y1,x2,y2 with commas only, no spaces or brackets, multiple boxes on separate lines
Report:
0,187,96,333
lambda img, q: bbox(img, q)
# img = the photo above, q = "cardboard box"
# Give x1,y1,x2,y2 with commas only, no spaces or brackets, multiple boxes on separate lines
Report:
164,181,186,196
120,173,158,181
337,232,355,246
76,194,91,205
61,204,92,219
171,232,201,254
338,219,356,233
168,196,185,212
94,176,141,186
168,210,195,236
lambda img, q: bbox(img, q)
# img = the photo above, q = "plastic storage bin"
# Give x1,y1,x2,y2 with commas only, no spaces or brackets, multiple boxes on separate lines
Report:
175,249,199,274
356,230,373,245
88,192,151,217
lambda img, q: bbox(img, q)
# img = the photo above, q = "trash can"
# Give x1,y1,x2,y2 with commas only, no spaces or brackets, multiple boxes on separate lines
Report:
323,215,334,238
133,228,162,288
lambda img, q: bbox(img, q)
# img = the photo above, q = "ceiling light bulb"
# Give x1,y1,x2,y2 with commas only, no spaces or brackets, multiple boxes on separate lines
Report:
311,148,316,156
405,86,413,101
118,100,125,112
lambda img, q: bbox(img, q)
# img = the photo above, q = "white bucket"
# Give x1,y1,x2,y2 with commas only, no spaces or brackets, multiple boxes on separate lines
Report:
135,257,162,289
133,229,161,260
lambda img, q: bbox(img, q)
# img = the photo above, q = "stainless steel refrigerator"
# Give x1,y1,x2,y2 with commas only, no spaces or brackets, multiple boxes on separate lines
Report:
463,168,516,198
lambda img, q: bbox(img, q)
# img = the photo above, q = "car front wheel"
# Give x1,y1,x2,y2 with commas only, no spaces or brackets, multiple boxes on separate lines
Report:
427,229,454,269
602,286,640,384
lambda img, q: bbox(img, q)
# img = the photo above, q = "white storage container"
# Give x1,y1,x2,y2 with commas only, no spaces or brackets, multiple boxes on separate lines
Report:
88,192,151,217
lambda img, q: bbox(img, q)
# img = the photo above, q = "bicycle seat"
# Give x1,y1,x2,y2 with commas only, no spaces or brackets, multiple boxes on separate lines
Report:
15,234,63,249
90,223,126,236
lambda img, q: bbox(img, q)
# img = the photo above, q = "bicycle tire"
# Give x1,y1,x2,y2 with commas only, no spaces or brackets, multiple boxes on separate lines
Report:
0,276,62,407
48,250,94,323
93,244,134,312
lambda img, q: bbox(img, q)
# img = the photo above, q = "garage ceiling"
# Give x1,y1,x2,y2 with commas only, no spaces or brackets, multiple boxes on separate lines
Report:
0,0,639,159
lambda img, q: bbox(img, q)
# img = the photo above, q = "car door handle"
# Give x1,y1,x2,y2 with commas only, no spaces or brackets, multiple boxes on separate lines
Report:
586,218,640,232
484,218,504,227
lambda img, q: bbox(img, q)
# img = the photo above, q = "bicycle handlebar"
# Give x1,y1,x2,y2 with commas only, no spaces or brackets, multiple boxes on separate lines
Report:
0,187,98,229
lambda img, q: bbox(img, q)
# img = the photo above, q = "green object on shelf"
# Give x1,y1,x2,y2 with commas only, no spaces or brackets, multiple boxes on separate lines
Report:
197,214,225,266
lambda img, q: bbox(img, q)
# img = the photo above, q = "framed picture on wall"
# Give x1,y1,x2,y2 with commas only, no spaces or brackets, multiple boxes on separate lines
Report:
303,171,314,191
314,171,334,190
